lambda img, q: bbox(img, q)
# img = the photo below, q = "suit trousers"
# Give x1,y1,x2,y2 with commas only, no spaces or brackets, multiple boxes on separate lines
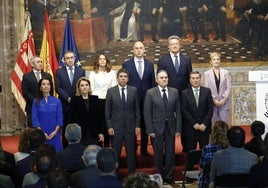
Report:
152,124,175,181
111,126,136,173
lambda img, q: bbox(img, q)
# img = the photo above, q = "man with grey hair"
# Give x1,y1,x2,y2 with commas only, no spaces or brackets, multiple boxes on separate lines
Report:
70,145,101,188
22,56,52,127
57,123,86,173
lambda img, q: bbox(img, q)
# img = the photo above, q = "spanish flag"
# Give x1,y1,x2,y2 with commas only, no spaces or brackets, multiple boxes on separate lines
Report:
40,8,59,90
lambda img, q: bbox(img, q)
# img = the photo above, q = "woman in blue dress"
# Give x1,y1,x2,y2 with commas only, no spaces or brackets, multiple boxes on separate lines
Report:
32,78,63,152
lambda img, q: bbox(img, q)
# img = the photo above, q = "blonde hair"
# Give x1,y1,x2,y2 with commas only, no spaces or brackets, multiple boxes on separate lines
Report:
209,52,221,60
75,77,92,96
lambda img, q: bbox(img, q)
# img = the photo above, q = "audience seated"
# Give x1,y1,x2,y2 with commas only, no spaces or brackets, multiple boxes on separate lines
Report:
123,172,162,188
0,141,16,178
0,174,15,188
15,129,46,187
71,145,101,188
244,120,265,157
57,123,86,174
248,133,268,188
14,128,34,164
210,126,258,187
47,168,71,188
92,148,122,188
22,144,57,187
198,120,229,188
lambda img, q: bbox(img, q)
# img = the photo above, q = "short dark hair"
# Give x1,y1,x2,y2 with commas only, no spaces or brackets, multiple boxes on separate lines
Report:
251,120,265,137
29,129,46,151
227,126,245,148
189,71,201,79
117,68,129,78
97,148,117,173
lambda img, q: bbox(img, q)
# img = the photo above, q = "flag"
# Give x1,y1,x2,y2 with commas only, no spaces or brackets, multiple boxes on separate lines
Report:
11,12,36,112
58,12,80,67
40,8,59,88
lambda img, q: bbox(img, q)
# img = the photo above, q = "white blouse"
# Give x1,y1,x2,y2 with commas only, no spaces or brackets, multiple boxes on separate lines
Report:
89,70,117,99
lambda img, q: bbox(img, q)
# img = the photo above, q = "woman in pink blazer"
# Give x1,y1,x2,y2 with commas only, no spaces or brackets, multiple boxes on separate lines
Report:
204,52,231,126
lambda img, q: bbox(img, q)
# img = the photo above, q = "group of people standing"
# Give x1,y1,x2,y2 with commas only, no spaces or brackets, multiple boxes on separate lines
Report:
22,35,232,184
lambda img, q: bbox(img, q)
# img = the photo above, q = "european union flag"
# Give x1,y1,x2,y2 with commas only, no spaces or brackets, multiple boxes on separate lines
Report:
58,12,80,67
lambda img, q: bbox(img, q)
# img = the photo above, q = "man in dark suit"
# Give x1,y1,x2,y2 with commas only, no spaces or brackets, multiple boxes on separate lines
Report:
181,71,213,153
55,50,85,148
22,56,52,127
92,148,122,188
122,41,156,156
144,70,182,185
157,35,192,95
105,68,141,173
71,145,101,187
57,123,86,174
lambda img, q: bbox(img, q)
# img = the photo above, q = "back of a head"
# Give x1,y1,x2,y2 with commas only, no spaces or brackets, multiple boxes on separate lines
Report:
227,126,245,148
211,120,229,148
83,145,101,167
29,129,46,151
97,148,117,174
123,172,161,188
65,123,81,143
35,155,56,178
47,168,71,188
18,128,34,153
262,133,268,158
251,120,265,137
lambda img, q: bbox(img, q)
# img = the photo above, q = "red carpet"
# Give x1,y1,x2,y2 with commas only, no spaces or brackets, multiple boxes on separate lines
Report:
0,126,251,181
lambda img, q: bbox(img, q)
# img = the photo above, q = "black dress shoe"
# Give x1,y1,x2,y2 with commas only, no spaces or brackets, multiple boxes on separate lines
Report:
193,38,198,43
203,36,209,41
141,151,152,157
222,37,227,42
213,36,219,40
116,39,121,42
164,179,174,185
152,37,158,43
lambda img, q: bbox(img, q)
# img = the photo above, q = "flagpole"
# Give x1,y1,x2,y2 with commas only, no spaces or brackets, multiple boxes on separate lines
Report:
66,0,70,12
25,0,29,11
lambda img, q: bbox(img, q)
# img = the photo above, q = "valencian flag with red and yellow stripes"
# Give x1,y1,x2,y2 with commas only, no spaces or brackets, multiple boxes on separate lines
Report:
40,8,59,93
11,12,36,112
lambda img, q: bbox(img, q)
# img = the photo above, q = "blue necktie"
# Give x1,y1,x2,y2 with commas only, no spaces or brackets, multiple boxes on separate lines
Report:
174,55,180,73
162,89,168,109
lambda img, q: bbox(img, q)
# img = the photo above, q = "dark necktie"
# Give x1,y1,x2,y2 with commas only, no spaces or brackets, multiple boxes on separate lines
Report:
121,87,126,108
174,55,180,73
69,67,74,85
162,89,168,109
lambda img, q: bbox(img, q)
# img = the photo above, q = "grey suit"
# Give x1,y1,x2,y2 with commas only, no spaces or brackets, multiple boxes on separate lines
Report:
105,85,140,173
144,86,182,181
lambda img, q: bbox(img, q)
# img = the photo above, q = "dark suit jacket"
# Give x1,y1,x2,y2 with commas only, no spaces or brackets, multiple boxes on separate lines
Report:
157,53,192,94
56,143,86,173
105,85,141,134
181,86,213,137
22,71,52,112
92,175,122,188
70,95,102,145
55,65,85,111
71,165,100,188
15,153,34,187
122,58,156,102
144,86,182,136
